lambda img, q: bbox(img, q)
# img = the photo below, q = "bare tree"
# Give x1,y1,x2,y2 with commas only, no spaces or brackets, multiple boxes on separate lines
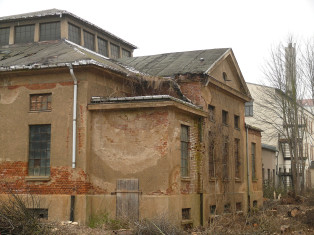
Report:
253,38,314,196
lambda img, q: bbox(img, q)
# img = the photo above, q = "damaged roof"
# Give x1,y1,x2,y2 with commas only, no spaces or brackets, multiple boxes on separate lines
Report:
0,9,137,49
118,48,230,77
0,39,140,76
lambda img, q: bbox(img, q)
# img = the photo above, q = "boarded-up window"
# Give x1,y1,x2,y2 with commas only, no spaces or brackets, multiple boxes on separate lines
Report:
68,23,81,45
0,27,10,46
181,125,189,177
116,179,139,220
29,125,51,176
40,22,60,41
30,93,52,111
15,24,35,43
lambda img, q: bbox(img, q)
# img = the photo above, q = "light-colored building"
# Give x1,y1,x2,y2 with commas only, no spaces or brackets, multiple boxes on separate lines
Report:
246,83,314,191
0,9,262,226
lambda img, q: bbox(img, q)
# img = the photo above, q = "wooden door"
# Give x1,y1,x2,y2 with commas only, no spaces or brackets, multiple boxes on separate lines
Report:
116,179,139,220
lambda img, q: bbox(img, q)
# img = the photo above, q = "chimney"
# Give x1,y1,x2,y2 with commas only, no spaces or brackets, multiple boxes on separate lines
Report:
285,43,296,95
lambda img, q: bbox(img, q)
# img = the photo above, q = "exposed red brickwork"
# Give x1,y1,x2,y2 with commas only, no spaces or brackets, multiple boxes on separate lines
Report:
0,161,105,195
179,81,202,106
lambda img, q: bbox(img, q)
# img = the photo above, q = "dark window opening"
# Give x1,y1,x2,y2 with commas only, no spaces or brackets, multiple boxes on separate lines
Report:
15,24,35,43
208,105,215,121
210,205,216,214
68,23,81,45
182,208,191,220
236,202,242,211
0,27,10,46
234,138,240,179
222,110,228,125
39,22,60,41
28,209,48,219
30,93,52,111
28,125,51,176
245,101,253,117
209,135,215,178
222,136,229,179
234,115,240,129
224,203,231,213
98,37,108,57
223,72,229,81
83,30,95,51
181,125,189,177
253,200,258,208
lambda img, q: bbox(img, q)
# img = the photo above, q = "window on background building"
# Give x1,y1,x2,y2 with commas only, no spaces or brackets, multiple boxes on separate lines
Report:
122,48,131,58
222,110,228,125
210,205,216,214
234,115,240,129
181,125,189,177
15,24,35,43
39,22,60,41
234,138,240,178
97,37,108,57
224,203,231,213
222,136,229,179
252,143,256,179
28,125,51,176
0,27,10,46
68,23,81,45
208,105,215,121
245,101,253,117
30,94,52,111
83,30,95,51
110,43,120,59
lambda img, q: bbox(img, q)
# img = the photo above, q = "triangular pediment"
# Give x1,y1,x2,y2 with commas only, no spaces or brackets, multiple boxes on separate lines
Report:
205,49,251,101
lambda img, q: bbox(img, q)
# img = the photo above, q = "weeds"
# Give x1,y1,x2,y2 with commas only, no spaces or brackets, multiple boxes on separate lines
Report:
89,211,129,230
0,193,50,235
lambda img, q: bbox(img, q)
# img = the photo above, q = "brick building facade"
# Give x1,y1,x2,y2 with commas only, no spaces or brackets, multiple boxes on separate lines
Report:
0,9,262,226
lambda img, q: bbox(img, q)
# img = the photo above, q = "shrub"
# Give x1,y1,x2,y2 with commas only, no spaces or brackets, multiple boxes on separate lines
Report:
0,193,50,235
89,211,129,230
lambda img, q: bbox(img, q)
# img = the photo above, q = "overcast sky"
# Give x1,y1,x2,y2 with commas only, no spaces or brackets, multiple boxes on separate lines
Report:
1,0,314,84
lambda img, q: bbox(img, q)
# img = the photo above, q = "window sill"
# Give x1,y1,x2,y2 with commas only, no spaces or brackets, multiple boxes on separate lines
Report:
209,177,218,182
29,110,52,113
181,219,193,225
252,178,258,182
25,176,50,181
234,127,240,131
181,177,191,182
235,178,242,182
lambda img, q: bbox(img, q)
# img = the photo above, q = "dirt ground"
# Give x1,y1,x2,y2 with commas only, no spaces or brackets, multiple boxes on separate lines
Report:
49,193,314,235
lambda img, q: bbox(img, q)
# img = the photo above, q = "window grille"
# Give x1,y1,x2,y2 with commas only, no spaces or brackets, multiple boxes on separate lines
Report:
68,23,81,45
83,30,95,51
181,125,189,177
98,37,108,56
30,94,52,111
15,25,35,43
28,125,51,176
110,43,120,59
0,27,10,46
40,22,60,41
